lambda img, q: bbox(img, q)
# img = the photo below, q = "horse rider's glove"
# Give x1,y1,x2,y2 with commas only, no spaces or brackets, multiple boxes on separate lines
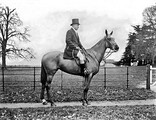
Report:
76,47,81,50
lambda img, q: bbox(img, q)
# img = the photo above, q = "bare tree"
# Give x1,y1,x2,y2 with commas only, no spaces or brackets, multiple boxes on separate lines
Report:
0,6,35,68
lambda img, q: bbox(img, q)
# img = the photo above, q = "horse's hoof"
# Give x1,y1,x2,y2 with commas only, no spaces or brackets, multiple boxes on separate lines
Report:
82,103,88,106
81,100,85,106
51,103,56,107
42,99,48,105
82,100,91,106
86,101,91,105
82,101,88,106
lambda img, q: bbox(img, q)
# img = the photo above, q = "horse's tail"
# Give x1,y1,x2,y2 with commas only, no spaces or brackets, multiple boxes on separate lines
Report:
41,62,47,84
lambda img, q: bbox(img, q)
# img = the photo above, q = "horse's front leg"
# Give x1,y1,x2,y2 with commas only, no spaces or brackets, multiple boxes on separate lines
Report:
82,73,93,106
46,75,56,107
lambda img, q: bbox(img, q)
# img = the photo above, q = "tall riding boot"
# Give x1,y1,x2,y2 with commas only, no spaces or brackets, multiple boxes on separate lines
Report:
80,64,88,75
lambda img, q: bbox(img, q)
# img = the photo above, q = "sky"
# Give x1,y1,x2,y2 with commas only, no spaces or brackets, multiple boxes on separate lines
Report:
1,0,156,65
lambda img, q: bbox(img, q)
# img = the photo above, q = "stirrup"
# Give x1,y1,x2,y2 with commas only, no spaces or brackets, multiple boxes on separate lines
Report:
84,68,89,75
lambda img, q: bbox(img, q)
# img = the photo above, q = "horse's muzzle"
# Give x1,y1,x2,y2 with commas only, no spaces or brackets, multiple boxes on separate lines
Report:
114,45,119,52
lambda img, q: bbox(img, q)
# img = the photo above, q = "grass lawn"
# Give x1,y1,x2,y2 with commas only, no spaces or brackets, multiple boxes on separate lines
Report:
0,87,156,103
0,105,156,120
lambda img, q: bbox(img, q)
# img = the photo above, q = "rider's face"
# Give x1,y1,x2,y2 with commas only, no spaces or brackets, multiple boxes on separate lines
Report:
72,24,79,30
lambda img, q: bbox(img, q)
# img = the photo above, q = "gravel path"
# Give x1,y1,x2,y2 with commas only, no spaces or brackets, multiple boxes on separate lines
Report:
0,99,156,108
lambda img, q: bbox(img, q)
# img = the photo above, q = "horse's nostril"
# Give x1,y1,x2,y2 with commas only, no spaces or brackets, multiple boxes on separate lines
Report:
115,45,119,51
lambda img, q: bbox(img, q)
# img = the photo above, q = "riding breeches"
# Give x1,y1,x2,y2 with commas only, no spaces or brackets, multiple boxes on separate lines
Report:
77,50,86,64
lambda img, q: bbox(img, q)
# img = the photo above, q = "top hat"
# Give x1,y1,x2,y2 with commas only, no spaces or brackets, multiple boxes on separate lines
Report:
70,18,80,26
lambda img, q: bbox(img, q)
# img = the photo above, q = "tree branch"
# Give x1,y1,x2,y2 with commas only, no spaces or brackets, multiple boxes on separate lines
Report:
0,24,5,40
9,8,16,15
0,6,35,66
6,47,35,59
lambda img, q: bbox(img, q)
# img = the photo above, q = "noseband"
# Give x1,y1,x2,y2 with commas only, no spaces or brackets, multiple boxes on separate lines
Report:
103,49,114,61
103,37,115,62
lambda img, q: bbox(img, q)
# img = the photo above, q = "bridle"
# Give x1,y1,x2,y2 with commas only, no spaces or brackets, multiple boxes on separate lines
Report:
103,37,116,62
103,49,114,62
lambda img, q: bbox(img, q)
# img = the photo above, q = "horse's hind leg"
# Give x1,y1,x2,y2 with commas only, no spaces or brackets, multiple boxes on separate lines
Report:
82,73,93,106
40,64,47,105
40,83,47,105
46,73,57,106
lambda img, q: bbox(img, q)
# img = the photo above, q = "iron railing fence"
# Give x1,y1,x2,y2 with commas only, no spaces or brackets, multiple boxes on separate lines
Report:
0,65,149,92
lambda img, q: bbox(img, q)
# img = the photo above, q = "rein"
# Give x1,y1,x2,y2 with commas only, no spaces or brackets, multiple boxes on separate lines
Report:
103,49,114,62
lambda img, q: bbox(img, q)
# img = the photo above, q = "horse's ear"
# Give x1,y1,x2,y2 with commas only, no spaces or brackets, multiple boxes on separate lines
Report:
110,31,113,35
105,29,108,36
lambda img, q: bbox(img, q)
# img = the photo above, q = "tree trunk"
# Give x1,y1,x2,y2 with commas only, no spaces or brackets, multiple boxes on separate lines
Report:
2,43,6,68
2,51,6,68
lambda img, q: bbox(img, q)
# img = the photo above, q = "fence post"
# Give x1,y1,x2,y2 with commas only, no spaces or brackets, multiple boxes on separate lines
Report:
104,67,106,89
150,65,152,84
33,67,36,91
146,64,150,90
2,67,4,92
126,67,129,89
61,71,63,90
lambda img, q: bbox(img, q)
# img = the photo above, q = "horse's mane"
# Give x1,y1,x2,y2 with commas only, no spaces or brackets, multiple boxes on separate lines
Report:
87,37,107,63
90,37,106,50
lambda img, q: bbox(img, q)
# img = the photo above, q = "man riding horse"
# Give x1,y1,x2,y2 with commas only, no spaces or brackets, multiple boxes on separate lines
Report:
63,18,88,75
40,22,119,106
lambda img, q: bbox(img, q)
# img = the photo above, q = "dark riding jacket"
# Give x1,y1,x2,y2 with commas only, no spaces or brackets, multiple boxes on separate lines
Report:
63,28,84,59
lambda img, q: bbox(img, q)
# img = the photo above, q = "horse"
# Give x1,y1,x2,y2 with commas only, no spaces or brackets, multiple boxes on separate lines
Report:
40,30,119,106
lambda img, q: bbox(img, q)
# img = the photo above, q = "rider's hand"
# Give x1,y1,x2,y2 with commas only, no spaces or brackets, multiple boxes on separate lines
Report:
76,47,81,50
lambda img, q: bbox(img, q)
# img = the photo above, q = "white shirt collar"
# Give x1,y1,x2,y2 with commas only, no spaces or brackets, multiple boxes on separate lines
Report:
71,26,78,33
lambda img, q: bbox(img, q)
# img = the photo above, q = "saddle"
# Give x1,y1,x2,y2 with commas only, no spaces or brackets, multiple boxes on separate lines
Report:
63,55,86,66
63,49,89,66
63,50,90,75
